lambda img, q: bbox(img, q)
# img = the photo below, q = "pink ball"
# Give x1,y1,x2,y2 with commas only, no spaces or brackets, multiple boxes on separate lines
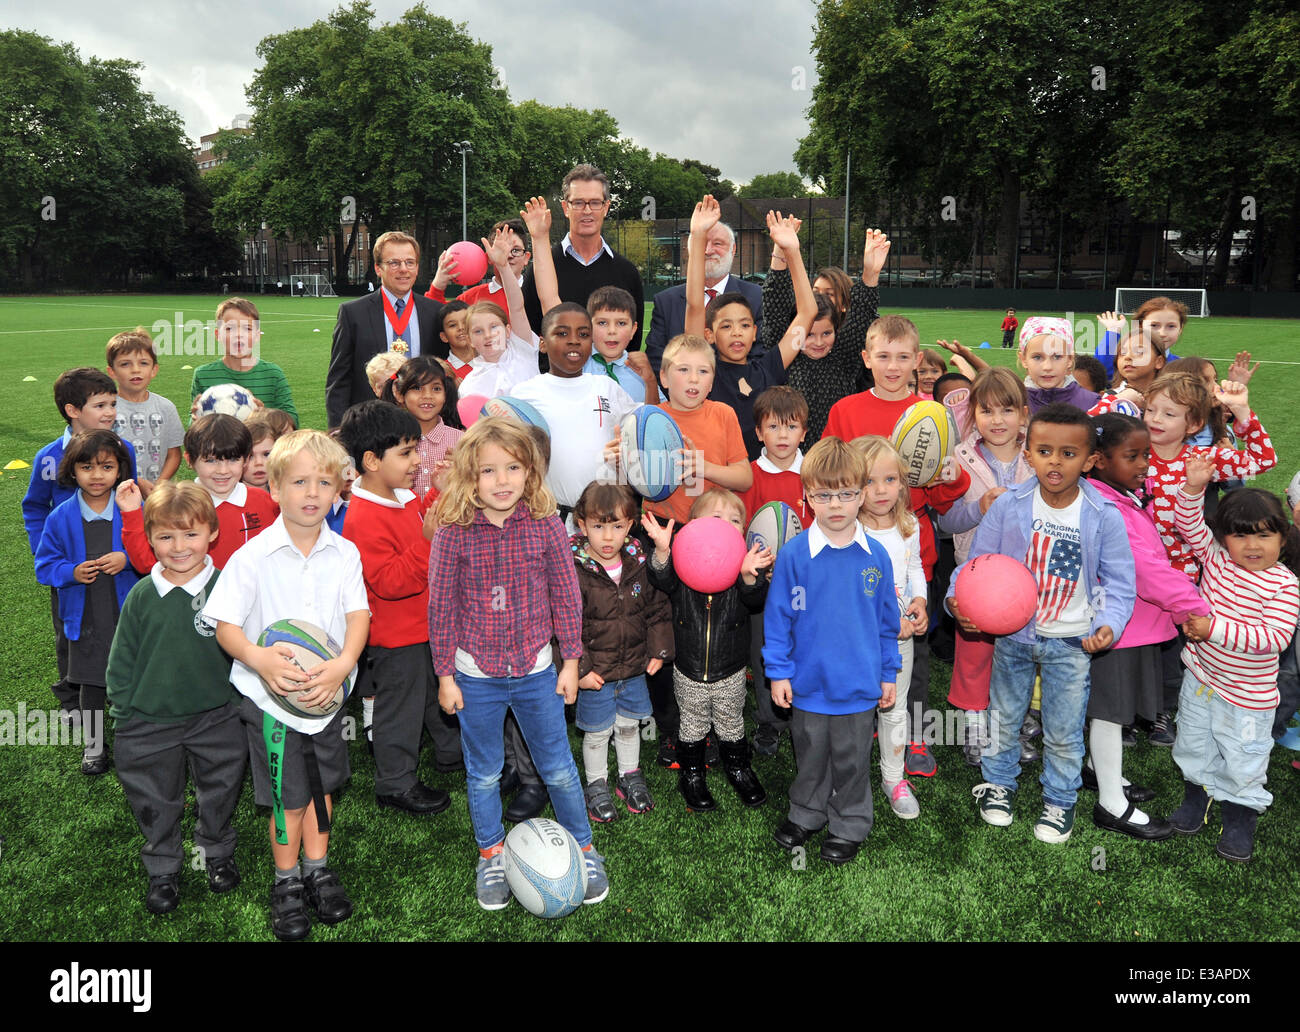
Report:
448,241,488,286
673,517,747,594
954,554,1038,635
457,393,489,427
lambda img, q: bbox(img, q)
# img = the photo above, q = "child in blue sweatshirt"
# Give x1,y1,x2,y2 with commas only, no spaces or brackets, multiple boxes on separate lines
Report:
764,437,901,865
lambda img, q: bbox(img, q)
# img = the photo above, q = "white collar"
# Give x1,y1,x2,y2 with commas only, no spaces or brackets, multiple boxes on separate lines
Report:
150,555,215,597
208,480,248,509
560,232,613,262
350,483,415,510
704,274,732,295
806,519,872,558
447,352,472,370
486,275,524,293
261,514,339,560
756,448,803,475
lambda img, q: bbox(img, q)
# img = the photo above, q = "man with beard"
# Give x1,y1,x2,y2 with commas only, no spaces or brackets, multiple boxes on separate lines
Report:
644,219,764,374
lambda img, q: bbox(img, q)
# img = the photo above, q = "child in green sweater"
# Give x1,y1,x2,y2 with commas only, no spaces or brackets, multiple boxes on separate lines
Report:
190,298,299,427
105,481,247,916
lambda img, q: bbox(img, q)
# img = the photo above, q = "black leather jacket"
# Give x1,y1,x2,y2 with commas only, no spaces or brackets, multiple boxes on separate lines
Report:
648,552,767,683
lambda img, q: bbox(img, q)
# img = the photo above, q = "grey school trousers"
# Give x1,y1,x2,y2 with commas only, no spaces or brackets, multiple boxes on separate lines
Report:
788,707,876,843
366,643,463,795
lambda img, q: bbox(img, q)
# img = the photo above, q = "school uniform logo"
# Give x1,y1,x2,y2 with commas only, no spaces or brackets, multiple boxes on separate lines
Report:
592,396,612,427
862,566,882,597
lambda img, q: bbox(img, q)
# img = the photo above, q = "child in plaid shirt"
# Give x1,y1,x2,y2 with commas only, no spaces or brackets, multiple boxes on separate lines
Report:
428,417,608,911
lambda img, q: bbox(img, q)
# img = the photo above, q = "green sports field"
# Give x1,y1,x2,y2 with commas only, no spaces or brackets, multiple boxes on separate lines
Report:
2,294,1298,942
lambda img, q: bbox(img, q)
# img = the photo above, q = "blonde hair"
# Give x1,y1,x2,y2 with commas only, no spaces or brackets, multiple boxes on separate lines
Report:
661,333,715,370
265,429,349,488
688,487,746,524
434,417,556,527
801,436,867,491
215,297,259,323
466,301,507,329
372,230,421,265
970,366,1029,410
365,351,406,395
849,435,916,537
864,315,920,353
1144,371,1212,436
143,480,219,538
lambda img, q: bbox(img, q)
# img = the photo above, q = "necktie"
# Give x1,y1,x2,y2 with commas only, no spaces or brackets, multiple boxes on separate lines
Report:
705,288,717,304
592,354,620,383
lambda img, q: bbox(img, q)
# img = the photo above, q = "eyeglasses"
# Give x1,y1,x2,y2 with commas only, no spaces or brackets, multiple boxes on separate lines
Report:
808,489,862,505
381,258,419,270
507,248,527,259
564,198,606,211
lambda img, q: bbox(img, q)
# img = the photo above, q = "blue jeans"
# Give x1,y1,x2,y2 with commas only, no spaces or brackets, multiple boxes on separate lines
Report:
983,635,1091,808
1172,670,1274,812
454,667,592,851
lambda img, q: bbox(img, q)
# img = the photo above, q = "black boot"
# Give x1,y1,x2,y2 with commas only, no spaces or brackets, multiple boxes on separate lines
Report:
720,738,767,807
676,739,716,812
1216,801,1259,862
1168,780,1212,835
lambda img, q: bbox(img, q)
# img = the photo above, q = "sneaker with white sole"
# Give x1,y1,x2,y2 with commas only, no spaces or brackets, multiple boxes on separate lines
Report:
973,782,1013,826
886,779,920,819
1034,802,1077,843
582,847,609,904
475,852,511,911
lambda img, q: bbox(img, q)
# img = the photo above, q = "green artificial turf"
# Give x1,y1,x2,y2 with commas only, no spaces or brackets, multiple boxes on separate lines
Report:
1,294,1298,942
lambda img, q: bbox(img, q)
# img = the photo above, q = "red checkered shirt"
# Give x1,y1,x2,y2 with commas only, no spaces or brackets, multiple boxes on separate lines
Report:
414,421,464,497
428,507,583,677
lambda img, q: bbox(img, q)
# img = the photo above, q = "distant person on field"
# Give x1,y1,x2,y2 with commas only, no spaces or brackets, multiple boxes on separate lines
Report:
1000,308,1018,349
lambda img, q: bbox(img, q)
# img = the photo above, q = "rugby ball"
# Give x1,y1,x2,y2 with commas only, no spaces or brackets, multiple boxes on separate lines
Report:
620,406,685,502
502,818,587,918
891,400,957,487
255,619,352,719
1286,470,1300,512
481,395,551,436
746,501,803,556
196,383,256,422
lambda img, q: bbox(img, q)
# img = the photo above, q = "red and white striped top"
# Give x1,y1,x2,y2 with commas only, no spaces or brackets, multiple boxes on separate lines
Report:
1175,488,1299,709
1147,412,1277,580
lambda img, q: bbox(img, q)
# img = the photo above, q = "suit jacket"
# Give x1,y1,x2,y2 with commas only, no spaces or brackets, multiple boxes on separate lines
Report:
327,291,446,427
644,278,764,373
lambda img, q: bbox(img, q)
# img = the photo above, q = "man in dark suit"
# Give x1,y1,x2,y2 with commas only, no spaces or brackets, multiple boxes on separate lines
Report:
644,220,763,374
326,230,446,427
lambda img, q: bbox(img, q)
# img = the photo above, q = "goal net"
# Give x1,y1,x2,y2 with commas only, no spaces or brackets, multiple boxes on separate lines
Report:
1114,287,1208,317
291,274,337,298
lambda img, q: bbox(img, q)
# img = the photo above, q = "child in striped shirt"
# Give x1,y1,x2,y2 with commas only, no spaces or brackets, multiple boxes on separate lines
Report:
1167,453,1300,862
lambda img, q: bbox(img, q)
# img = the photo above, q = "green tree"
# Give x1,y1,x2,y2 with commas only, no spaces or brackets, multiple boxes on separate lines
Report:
737,172,812,198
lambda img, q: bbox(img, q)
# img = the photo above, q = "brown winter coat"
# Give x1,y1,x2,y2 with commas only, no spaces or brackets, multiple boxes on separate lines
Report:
572,535,674,681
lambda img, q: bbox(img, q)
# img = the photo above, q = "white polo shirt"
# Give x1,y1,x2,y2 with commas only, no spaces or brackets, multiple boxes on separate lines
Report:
202,515,369,734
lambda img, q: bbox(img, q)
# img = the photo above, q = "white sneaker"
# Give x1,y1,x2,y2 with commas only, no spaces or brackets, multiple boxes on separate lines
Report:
885,779,920,819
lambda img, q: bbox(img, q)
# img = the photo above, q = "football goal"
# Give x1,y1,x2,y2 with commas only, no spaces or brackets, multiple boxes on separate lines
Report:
1114,287,1208,317
291,274,337,298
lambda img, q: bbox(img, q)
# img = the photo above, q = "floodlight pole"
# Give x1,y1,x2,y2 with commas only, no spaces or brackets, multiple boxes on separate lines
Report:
457,141,473,240
843,149,851,270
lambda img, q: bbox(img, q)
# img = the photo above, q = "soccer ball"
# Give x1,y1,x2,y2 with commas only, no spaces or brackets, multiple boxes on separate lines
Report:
196,383,256,421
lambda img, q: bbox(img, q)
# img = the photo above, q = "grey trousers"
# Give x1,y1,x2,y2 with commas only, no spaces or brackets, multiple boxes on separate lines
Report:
788,707,876,842
367,643,462,795
114,703,247,877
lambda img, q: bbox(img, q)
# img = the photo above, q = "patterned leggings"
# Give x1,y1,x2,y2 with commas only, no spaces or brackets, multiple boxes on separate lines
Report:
674,667,747,743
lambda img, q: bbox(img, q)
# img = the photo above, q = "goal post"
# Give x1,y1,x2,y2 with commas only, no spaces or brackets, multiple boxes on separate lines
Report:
291,274,337,298
1114,287,1208,317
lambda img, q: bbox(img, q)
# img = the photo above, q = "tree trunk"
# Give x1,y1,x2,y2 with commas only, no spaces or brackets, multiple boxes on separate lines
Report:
1210,188,1237,290
1266,186,1298,292
1117,212,1143,285
994,166,1020,289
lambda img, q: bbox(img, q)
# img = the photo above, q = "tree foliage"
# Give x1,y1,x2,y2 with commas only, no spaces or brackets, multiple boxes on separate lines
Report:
737,172,813,198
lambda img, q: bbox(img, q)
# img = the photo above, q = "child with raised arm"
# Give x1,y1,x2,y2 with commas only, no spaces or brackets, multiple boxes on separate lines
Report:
460,228,543,399
1168,453,1300,861
766,437,900,864
204,430,370,941
684,195,817,460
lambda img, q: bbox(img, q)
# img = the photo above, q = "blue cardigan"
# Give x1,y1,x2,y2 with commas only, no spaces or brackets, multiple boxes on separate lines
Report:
946,477,1135,645
21,433,138,554
33,494,139,640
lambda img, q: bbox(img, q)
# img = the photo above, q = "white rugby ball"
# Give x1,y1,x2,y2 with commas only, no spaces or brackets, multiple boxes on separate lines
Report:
890,400,957,487
502,818,586,918
746,501,803,557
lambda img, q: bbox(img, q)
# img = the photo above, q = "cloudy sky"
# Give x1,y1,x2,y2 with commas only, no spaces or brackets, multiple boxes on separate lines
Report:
16,0,822,184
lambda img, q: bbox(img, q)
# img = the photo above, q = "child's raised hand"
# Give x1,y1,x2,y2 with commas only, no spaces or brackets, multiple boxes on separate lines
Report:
1081,625,1114,653
640,512,674,555
675,445,700,487
432,248,460,290
1183,451,1215,494
937,456,960,483
73,559,99,584
740,542,774,581
1215,379,1250,420
481,228,511,269
438,675,464,714
766,210,801,252
624,350,651,376
579,671,605,691
1115,387,1145,409
96,551,127,576
1226,351,1260,385
115,479,143,513
690,194,722,236
1097,311,1125,334
430,458,453,494
861,228,891,283
521,196,552,239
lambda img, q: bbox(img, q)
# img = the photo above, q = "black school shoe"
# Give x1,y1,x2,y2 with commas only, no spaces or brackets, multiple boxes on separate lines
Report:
1079,764,1156,803
504,782,549,823
207,856,242,894
145,874,180,915
1215,801,1260,863
270,878,311,941
1092,801,1174,841
773,819,816,851
304,867,353,924
820,836,861,865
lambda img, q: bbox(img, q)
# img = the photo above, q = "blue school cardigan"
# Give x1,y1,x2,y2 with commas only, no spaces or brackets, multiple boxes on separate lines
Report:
33,495,139,640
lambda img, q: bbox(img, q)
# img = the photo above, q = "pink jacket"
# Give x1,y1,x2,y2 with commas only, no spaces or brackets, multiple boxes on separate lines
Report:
1091,479,1208,647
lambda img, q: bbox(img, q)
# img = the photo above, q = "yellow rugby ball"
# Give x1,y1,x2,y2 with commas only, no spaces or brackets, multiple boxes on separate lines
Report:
890,400,957,487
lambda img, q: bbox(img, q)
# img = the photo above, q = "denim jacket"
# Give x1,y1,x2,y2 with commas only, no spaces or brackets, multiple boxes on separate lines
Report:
945,477,1136,645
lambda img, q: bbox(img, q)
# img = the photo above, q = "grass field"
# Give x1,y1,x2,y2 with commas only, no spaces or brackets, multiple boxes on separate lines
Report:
2,293,1299,942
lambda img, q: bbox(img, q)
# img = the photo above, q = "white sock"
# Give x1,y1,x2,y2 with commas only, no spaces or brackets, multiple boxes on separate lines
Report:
1090,718,1149,824
613,714,641,775
362,696,375,739
583,728,613,784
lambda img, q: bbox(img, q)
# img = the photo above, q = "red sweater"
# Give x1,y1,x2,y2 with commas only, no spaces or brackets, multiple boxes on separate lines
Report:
123,484,278,572
341,486,431,648
822,389,971,576
739,454,811,526
425,280,510,324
